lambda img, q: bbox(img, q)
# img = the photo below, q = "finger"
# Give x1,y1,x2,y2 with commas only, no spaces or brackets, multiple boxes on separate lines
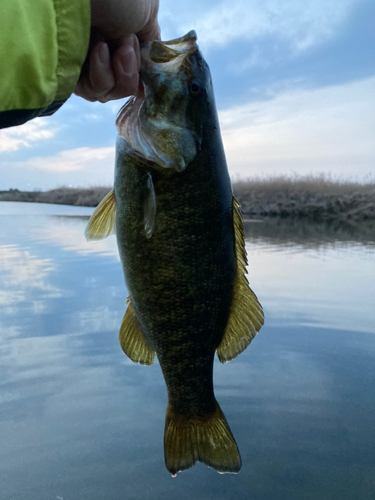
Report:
74,42,116,102
89,42,116,95
114,34,141,71
74,75,108,102
74,78,98,102
136,0,160,42
104,39,140,100
137,21,161,42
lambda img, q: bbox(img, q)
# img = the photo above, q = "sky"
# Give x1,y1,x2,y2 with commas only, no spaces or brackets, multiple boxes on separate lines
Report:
0,0,374,190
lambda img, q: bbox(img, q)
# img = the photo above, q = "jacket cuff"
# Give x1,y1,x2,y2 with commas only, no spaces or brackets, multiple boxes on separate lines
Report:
54,0,91,101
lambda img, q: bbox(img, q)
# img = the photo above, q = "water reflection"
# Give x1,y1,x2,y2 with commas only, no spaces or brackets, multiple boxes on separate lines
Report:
243,218,375,335
39,216,120,257
0,202,374,500
0,244,60,312
244,217,375,248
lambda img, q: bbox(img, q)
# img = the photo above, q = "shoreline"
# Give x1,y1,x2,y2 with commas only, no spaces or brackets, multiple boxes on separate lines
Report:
1,179,374,223
233,177,375,223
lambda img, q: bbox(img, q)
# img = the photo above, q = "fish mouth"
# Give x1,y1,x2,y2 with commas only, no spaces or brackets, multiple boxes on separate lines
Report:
141,30,198,69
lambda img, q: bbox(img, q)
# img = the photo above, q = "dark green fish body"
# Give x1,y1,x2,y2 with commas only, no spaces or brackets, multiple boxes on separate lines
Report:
115,130,234,416
86,32,263,475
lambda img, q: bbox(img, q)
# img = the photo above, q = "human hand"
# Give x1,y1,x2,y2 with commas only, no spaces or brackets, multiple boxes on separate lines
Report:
74,0,160,103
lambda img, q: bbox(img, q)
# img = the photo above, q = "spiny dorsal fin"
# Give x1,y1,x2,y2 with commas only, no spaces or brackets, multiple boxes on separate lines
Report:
164,401,241,475
217,197,264,364
85,189,116,241
119,298,155,366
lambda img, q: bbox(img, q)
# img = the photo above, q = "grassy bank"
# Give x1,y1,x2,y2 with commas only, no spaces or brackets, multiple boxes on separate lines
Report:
1,175,374,222
0,187,110,208
233,175,375,222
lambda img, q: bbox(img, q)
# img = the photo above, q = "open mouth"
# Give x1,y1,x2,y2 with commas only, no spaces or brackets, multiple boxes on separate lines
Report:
142,30,198,65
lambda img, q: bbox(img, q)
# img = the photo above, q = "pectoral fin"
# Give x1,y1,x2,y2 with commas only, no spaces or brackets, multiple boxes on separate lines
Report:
119,298,155,366
85,189,116,241
217,198,264,364
143,173,156,239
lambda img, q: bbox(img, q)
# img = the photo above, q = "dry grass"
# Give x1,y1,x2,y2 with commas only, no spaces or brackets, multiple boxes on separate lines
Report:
232,174,375,222
232,173,375,197
0,186,111,207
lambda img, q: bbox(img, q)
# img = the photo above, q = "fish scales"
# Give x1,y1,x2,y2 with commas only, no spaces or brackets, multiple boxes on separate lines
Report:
115,135,235,417
85,31,264,475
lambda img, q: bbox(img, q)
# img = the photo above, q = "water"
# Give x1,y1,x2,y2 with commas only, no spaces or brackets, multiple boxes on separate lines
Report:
1,202,374,500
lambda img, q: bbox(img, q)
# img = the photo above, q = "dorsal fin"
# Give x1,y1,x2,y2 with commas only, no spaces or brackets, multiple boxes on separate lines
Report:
85,189,116,241
119,298,155,366
216,197,264,364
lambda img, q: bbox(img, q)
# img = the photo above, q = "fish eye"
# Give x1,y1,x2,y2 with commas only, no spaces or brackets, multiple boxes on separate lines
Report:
189,79,203,96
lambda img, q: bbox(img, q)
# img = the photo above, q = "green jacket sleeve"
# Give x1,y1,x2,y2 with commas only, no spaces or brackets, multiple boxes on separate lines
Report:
0,0,90,129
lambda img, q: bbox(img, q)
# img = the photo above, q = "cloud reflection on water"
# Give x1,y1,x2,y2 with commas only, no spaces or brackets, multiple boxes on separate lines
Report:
37,216,120,258
0,244,60,310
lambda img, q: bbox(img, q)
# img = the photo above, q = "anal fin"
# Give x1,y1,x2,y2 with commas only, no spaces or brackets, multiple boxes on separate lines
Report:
85,189,116,241
119,298,155,366
217,197,264,364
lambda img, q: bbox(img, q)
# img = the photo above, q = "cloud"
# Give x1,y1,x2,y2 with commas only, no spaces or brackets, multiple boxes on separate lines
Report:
0,118,56,152
162,0,359,52
219,76,375,179
11,146,115,173
3,76,373,188
1,145,116,190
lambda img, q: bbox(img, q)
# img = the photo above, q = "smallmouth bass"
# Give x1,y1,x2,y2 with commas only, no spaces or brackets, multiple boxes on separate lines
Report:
86,31,264,475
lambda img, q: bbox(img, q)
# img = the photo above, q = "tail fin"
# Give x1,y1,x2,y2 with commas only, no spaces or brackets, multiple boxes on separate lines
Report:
164,402,241,475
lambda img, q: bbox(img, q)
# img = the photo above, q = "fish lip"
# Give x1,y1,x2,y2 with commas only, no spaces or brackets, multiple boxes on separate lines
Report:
140,30,198,67
162,30,198,46
140,30,197,51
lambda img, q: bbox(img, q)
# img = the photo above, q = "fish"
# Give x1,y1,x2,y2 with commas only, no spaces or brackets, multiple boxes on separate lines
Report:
85,31,264,475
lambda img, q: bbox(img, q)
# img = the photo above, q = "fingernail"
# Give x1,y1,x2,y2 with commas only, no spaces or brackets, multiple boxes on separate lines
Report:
97,43,110,66
131,33,138,50
131,34,141,72
120,47,138,77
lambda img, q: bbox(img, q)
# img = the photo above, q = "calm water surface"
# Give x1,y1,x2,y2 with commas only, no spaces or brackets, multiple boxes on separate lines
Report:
0,202,374,500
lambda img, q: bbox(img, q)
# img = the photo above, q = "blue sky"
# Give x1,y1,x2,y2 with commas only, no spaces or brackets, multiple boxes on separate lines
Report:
0,0,374,190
